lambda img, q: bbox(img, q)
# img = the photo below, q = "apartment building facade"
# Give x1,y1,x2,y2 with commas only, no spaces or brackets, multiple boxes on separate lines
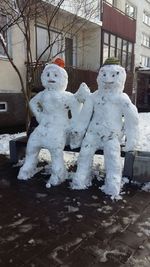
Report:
0,0,102,129
2,0,148,129
113,0,150,110
101,0,150,111
101,0,136,100
128,0,150,110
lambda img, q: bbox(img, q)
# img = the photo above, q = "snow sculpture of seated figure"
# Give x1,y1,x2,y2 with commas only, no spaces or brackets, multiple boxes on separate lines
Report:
71,57,139,197
18,58,89,188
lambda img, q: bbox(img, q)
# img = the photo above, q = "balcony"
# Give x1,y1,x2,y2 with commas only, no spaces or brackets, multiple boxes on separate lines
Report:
26,62,98,95
102,1,136,42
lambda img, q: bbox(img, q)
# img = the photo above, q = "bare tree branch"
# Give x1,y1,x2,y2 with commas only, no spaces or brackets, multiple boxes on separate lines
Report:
0,0,100,103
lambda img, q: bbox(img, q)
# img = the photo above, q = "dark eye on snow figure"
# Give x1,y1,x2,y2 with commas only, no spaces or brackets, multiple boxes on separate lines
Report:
47,73,50,77
103,73,106,77
117,71,119,75
54,74,58,77
112,74,115,77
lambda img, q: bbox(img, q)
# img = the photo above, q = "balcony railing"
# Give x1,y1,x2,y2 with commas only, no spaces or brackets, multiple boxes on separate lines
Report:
26,62,98,94
102,1,136,42
102,0,136,21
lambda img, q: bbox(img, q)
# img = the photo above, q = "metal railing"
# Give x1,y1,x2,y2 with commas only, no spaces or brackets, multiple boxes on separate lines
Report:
102,0,136,21
26,62,98,94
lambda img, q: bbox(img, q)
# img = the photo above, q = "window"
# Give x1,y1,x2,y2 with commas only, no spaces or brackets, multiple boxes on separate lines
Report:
12,0,18,10
0,14,7,56
122,40,127,68
0,102,7,112
143,11,150,26
125,2,137,19
102,32,134,71
106,0,116,6
140,55,150,67
110,34,116,57
65,37,73,66
116,37,122,63
103,32,109,63
36,26,63,61
141,33,150,48
127,42,133,71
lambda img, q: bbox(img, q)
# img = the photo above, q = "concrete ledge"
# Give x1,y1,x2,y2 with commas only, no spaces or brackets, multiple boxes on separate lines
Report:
123,151,150,183
11,137,150,183
9,136,27,164
9,136,126,164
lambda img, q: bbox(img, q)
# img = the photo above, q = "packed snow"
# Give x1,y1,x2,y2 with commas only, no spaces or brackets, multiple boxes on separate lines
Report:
17,62,89,188
0,114,150,199
70,63,139,198
1,112,149,156
0,60,150,199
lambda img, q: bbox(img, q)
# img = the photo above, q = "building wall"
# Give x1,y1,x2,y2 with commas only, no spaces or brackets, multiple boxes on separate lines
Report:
0,24,26,93
102,2,136,42
77,26,101,71
0,6,101,130
36,12,101,71
106,0,125,12
101,1,136,98
134,0,150,67
122,0,150,68
123,0,150,109
0,93,26,129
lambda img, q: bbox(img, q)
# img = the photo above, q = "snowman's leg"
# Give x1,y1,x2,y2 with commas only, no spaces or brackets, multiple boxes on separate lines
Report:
17,136,40,180
102,138,122,197
46,148,66,188
71,134,97,189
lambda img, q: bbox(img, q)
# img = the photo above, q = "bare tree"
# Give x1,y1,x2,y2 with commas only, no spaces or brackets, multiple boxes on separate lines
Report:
0,0,100,109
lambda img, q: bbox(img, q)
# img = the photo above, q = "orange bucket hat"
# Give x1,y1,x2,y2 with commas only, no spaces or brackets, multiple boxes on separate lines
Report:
53,58,65,68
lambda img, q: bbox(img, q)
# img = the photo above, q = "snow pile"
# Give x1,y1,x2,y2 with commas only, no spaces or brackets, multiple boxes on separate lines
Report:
137,112,150,152
138,218,150,237
70,62,139,199
0,112,150,197
141,182,150,192
0,113,150,159
0,132,26,155
17,63,80,187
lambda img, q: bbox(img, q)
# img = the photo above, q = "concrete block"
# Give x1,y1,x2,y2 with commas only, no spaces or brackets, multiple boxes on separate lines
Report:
9,136,27,163
123,151,150,183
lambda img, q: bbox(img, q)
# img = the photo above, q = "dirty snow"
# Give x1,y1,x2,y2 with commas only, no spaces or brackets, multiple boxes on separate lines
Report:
0,132,25,155
0,113,150,155
141,182,150,192
138,218,150,237
0,112,150,195
90,246,127,263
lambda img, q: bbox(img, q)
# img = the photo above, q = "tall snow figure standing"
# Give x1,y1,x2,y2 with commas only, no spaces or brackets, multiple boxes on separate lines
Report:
71,57,139,198
18,58,83,188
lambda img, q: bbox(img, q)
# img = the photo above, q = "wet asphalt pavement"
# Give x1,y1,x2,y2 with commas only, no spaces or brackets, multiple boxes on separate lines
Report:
0,155,150,267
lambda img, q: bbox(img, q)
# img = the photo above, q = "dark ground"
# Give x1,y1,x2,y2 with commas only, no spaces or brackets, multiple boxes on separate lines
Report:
0,155,150,267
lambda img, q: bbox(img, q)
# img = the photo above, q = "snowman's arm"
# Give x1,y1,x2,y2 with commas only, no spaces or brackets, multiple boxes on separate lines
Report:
29,91,44,123
69,82,91,125
121,93,139,151
74,82,91,103
69,94,94,149
77,94,94,129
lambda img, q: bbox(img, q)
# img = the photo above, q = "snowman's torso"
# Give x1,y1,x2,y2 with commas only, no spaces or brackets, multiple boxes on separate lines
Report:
39,89,71,129
88,91,123,139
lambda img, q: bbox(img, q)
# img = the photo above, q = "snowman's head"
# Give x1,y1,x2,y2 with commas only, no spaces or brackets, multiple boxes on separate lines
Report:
97,58,126,93
41,61,68,91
